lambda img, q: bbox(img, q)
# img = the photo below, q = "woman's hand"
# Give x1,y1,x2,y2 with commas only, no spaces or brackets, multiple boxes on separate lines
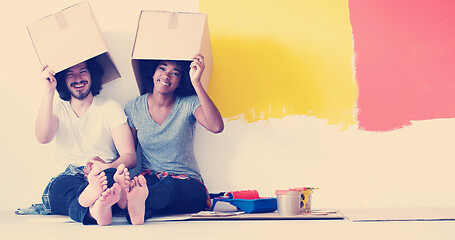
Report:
188,53,224,133
189,53,205,85
40,65,57,94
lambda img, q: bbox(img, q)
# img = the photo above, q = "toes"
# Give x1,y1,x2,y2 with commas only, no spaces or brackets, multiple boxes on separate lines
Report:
103,189,110,196
124,179,130,187
99,175,107,182
101,188,111,197
138,175,147,187
112,183,121,192
130,177,138,188
116,164,125,175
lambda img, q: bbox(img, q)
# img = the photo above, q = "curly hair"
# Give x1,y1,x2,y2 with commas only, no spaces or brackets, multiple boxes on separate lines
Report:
55,58,104,101
139,60,196,97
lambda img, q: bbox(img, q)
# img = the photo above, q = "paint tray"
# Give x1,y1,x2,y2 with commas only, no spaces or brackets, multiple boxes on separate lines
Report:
215,198,277,213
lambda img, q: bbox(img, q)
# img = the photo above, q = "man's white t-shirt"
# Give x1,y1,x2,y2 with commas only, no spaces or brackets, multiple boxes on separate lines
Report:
53,97,127,172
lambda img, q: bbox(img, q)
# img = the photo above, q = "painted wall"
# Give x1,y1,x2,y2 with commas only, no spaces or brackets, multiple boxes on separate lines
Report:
1,0,455,211
351,0,455,131
200,0,358,127
198,0,455,208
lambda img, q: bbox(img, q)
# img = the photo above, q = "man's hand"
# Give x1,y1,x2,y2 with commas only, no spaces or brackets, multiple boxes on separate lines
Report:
40,65,57,94
83,156,108,177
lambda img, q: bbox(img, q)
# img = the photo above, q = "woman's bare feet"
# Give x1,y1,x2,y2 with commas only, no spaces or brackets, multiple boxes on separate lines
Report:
113,164,130,209
127,175,148,225
89,183,122,226
79,166,107,207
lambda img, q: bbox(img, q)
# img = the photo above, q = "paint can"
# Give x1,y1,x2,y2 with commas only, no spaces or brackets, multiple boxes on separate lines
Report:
290,187,318,213
275,190,301,216
291,187,313,213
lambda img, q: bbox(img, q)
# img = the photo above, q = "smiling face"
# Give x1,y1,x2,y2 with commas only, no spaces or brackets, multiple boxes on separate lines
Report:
65,62,92,100
152,61,182,95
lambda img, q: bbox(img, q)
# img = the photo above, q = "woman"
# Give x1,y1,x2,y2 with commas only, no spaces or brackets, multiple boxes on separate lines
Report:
124,53,224,224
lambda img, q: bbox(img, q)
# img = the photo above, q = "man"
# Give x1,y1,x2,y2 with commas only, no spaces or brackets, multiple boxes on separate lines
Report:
17,58,136,225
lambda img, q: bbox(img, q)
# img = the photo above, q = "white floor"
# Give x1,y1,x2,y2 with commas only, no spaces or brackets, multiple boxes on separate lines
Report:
2,210,455,240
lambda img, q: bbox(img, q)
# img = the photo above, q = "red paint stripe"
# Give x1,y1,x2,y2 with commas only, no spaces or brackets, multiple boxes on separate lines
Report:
350,0,455,131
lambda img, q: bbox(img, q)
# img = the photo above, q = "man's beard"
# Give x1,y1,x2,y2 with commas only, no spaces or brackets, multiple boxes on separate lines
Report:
70,89,91,100
69,81,91,100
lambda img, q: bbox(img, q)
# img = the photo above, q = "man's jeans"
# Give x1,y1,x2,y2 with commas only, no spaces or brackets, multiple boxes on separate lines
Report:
48,168,121,225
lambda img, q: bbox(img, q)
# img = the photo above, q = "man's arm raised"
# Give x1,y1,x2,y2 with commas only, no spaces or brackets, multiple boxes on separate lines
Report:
35,65,59,144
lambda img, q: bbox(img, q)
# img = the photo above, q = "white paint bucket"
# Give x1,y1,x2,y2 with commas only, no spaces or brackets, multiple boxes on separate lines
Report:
275,190,301,216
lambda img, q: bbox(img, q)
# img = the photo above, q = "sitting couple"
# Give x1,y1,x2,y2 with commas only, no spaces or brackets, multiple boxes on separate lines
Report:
17,53,224,225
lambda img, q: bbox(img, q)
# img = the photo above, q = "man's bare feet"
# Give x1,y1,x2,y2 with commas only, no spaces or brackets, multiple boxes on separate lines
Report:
127,175,148,225
113,164,130,209
89,183,122,226
79,166,107,207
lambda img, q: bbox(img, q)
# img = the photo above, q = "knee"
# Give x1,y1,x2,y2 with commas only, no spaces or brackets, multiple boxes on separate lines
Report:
50,175,85,195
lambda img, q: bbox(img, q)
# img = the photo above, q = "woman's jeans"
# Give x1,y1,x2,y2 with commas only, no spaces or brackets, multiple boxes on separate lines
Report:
126,174,209,223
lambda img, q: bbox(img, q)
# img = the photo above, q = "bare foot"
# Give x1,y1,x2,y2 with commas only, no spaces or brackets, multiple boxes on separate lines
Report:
127,175,148,225
79,166,107,207
89,183,122,226
113,164,130,209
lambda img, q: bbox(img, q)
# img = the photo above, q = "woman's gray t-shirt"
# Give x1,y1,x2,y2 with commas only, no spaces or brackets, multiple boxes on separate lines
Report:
124,93,203,181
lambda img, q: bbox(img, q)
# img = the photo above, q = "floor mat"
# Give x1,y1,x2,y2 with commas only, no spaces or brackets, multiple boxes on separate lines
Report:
189,209,344,221
340,208,455,222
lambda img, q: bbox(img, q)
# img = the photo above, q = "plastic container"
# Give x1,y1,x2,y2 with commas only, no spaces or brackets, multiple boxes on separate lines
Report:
275,190,301,216
215,198,277,213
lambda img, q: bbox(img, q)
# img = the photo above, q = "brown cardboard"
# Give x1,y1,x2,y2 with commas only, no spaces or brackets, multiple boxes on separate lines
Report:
340,208,455,222
131,11,213,95
27,1,120,84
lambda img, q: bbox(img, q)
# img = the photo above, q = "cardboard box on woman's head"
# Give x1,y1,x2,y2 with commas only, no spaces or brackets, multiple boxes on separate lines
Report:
27,1,120,84
131,11,213,95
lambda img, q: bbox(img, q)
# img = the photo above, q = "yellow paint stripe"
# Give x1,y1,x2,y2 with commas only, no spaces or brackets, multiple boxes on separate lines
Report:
201,0,358,128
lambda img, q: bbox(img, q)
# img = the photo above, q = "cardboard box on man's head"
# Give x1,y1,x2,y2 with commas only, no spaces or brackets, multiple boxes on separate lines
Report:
27,1,120,84
132,11,212,95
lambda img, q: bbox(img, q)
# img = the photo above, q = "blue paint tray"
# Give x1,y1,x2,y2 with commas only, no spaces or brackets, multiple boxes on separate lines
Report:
215,198,277,213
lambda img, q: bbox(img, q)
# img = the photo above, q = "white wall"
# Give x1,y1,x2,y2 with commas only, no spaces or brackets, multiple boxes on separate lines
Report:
198,116,455,209
1,0,455,212
0,0,199,211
